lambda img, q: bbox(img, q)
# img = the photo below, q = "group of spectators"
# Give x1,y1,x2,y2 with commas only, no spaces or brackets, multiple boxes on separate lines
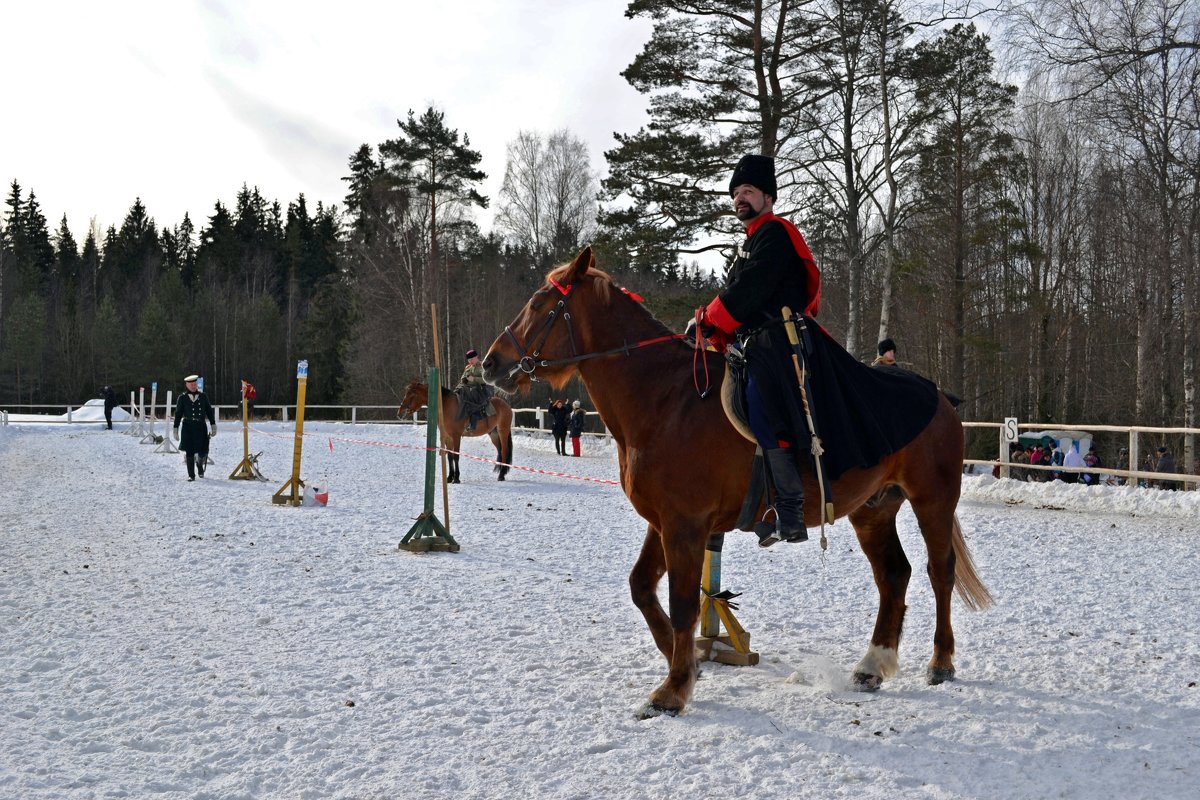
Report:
546,398,588,457
1005,442,1182,490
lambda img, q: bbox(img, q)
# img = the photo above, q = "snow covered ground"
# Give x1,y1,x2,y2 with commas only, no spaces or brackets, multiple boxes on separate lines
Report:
1,411,1198,799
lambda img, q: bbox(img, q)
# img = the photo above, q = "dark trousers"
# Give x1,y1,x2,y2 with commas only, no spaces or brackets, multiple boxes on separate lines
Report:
553,432,566,455
184,447,209,479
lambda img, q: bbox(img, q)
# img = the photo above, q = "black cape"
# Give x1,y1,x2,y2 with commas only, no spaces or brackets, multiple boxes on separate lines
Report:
747,317,942,482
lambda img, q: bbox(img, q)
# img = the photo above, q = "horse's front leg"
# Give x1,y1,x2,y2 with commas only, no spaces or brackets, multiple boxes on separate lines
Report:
629,525,671,660
642,526,706,717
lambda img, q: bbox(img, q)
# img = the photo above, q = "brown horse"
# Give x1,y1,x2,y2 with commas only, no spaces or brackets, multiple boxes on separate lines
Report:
482,247,992,717
397,381,514,483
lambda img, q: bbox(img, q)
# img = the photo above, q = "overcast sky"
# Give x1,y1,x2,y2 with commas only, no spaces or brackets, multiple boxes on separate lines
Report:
0,0,653,242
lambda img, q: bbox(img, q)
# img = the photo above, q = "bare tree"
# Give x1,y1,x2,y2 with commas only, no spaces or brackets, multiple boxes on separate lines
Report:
1003,0,1200,99
496,129,598,268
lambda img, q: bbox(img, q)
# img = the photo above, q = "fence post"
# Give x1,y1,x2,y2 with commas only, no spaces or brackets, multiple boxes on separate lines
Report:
1129,431,1140,488
1000,417,1018,479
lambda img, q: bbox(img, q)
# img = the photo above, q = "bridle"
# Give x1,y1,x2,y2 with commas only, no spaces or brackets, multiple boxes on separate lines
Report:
501,277,683,382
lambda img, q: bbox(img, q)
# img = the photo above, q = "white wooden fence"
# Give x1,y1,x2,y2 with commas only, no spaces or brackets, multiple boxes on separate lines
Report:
963,421,1198,490
4,402,1194,488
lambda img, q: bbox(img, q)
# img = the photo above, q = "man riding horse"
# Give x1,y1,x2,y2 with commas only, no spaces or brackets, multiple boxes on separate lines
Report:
689,155,942,547
457,348,495,428
686,154,820,546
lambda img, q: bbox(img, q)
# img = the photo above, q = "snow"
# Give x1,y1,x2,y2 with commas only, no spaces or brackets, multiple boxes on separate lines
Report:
1,416,1198,799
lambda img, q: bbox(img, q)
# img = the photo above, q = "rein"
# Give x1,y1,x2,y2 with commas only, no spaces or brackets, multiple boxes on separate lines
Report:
503,277,708,396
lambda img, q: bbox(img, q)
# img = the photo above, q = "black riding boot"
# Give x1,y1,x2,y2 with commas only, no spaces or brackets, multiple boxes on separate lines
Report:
185,453,196,481
757,447,807,547
197,454,206,478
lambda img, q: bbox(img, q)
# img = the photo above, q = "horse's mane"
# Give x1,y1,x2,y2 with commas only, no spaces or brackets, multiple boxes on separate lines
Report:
547,263,614,304
544,263,675,339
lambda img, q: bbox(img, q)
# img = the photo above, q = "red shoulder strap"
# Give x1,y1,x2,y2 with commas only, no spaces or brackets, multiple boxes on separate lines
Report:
773,217,821,316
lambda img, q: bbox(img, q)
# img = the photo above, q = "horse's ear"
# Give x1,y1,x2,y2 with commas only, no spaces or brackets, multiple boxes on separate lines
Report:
564,245,594,283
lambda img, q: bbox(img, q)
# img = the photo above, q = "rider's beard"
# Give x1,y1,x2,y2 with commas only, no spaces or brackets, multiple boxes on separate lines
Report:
735,198,765,221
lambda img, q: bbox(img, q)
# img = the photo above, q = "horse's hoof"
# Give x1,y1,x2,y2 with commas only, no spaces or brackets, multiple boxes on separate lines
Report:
852,671,883,692
926,666,955,685
637,702,680,720
497,475,505,481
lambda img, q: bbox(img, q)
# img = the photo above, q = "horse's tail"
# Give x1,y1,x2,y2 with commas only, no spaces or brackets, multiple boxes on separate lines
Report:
951,513,993,611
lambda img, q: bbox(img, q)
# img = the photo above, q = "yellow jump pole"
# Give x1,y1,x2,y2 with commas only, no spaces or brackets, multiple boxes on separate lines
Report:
229,380,260,480
272,360,308,505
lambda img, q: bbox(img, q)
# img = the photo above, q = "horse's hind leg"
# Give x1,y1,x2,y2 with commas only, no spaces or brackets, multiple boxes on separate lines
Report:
909,496,959,684
488,429,507,481
847,500,911,691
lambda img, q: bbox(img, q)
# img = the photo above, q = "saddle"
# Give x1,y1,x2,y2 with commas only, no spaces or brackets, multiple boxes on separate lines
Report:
718,349,770,533
455,385,496,425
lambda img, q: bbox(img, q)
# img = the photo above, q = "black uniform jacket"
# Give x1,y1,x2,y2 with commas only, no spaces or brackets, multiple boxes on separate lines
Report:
174,391,215,454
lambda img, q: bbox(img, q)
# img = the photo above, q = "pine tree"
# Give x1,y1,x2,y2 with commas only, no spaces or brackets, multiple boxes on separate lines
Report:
1,291,47,402
380,106,488,273
371,106,488,373
908,23,1018,400
92,294,123,387
600,0,826,273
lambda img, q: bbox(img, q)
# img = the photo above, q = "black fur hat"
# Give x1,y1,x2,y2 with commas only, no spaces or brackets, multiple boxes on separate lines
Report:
728,155,777,199
877,338,896,356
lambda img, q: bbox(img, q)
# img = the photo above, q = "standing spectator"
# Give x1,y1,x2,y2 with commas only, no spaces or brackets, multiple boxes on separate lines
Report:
100,385,118,430
1113,447,1129,486
1061,445,1084,484
547,398,570,456
1050,444,1064,480
1141,452,1156,487
872,338,897,367
567,400,587,457
1027,445,1044,481
1010,444,1029,481
1153,447,1178,491
173,374,217,481
1082,448,1102,485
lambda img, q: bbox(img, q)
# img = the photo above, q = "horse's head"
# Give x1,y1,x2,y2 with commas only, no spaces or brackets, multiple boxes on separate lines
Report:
396,381,428,419
483,246,619,394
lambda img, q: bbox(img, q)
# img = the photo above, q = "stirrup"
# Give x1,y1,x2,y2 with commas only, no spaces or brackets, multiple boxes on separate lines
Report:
754,507,783,548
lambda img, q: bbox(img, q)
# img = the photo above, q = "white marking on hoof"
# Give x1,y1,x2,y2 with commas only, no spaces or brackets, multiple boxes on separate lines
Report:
854,645,899,681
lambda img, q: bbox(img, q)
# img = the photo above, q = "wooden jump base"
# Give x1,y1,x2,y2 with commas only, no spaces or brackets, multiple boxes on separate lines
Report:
230,390,265,481
695,533,759,666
